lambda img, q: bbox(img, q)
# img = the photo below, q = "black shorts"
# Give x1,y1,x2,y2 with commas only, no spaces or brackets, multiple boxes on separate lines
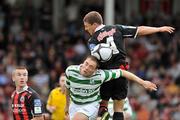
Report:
100,77,128,100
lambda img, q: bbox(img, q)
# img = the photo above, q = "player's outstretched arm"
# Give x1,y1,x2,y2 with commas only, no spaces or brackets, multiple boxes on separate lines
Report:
121,70,157,91
137,26,175,36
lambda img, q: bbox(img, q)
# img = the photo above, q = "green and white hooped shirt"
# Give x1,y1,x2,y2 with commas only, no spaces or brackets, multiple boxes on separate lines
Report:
65,65,123,105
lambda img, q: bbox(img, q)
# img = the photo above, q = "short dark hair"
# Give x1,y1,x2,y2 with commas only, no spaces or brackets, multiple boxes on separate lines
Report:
12,66,28,76
86,55,100,68
83,11,103,25
15,66,27,70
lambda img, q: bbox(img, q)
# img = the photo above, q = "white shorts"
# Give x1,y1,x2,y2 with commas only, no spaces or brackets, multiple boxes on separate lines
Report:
69,101,99,120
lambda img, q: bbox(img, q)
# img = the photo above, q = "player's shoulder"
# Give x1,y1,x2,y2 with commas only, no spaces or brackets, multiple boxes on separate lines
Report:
115,24,137,29
27,87,40,96
48,87,59,96
67,65,79,71
11,90,16,98
66,65,80,76
51,87,60,93
95,69,106,75
95,25,116,33
104,25,116,29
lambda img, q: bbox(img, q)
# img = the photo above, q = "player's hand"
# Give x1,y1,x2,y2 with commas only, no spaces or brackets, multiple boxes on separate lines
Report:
64,113,70,120
64,105,69,115
159,26,175,33
142,81,157,91
48,106,56,113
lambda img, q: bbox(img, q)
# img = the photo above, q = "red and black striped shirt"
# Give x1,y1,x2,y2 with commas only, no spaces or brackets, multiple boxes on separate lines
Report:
11,86,44,120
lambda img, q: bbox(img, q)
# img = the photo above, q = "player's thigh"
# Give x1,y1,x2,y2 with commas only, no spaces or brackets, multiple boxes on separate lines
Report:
112,77,128,100
100,80,114,100
72,112,88,120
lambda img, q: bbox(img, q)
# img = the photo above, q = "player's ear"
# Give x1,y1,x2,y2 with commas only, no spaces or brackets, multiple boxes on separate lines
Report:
12,72,15,82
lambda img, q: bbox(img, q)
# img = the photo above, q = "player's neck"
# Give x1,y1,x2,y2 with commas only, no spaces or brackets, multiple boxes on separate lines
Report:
95,24,105,32
16,85,28,93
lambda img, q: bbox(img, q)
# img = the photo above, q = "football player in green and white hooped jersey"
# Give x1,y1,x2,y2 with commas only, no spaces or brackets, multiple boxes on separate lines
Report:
64,56,157,120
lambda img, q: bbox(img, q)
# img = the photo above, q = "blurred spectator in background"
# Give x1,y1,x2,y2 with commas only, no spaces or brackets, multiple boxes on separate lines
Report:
46,73,69,120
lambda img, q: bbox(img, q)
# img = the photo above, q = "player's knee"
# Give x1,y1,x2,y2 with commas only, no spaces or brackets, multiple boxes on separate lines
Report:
113,100,125,112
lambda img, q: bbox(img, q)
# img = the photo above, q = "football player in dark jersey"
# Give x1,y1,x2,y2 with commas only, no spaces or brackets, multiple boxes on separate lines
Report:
83,11,175,120
11,66,44,120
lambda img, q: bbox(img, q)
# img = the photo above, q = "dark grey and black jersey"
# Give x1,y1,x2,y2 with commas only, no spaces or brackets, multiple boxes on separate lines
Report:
88,25,137,69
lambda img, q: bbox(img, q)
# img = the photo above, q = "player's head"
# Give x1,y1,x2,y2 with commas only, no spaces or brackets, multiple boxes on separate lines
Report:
83,11,103,35
12,66,28,88
80,55,99,77
59,73,66,88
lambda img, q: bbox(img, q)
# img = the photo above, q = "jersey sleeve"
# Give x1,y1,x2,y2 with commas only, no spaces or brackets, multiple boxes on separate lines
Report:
102,69,123,82
29,93,44,116
116,25,138,38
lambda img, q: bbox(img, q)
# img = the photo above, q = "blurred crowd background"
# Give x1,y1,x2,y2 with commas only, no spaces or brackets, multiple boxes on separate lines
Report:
0,0,179,120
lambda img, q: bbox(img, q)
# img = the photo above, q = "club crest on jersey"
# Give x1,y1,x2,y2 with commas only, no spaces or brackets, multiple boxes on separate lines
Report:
89,44,96,51
90,79,95,85
20,96,25,102
34,99,42,107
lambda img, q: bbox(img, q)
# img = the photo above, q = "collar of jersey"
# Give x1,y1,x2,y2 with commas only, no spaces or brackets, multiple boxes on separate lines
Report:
95,24,105,32
16,86,28,94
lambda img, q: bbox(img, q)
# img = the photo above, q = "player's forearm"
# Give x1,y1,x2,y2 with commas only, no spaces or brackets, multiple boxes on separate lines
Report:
46,105,54,113
137,26,160,36
122,70,145,86
65,88,70,108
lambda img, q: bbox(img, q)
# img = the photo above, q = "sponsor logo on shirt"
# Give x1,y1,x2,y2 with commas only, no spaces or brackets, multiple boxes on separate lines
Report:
72,88,95,94
12,104,24,107
13,108,26,113
97,28,116,41
34,107,42,114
